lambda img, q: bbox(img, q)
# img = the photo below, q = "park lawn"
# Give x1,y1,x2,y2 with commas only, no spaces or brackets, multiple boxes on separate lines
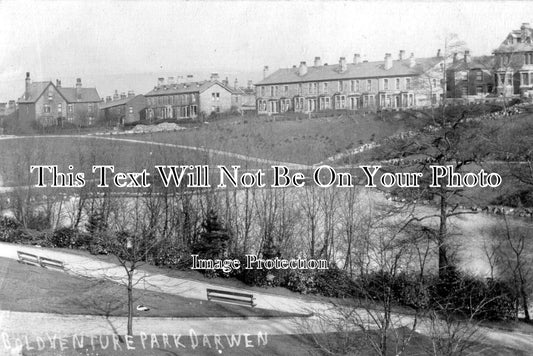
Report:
19,329,526,356
122,112,406,165
0,257,300,318
0,135,258,186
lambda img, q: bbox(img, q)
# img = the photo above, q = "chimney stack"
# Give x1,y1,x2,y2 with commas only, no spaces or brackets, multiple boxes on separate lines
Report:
120,92,127,99
234,78,238,89
106,96,112,102
210,73,219,82
339,57,347,72
521,22,530,30
437,49,442,58
167,77,175,85
186,74,194,81
464,50,471,63
314,56,322,67
222,76,229,86
128,90,135,97
409,53,416,68
453,52,458,63
353,53,361,64
399,50,405,60
263,66,269,79
247,80,253,89
56,79,61,88
113,90,119,100
298,61,308,76
76,78,82,100
157,77,164,87
25,72,31,100
384,53,393,70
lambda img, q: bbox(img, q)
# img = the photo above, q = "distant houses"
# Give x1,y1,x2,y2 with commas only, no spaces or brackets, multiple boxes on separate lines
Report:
446,52,494,100
17,73,101,127
255,52,445,114
100,91,147,125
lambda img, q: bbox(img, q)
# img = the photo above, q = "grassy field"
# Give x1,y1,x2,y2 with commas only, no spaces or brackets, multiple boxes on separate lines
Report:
116,112,406,165
0,257,298,318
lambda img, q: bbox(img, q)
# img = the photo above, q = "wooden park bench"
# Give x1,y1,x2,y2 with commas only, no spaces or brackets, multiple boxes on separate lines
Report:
206,288,256,308
17,251,40,267
39,256,65,270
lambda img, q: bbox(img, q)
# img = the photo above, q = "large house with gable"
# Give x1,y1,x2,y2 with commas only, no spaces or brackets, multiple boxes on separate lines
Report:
17,73,101,127
493,22,533,98
255,51,445,114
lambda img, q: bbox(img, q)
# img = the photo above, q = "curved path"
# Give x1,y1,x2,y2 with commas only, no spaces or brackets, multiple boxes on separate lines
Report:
0,243,532,354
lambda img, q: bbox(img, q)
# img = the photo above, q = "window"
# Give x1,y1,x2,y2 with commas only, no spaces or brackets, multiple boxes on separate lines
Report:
338,81,343,92
48,90,53,101
308,83,313,94
406,78,411,90
298,84,303,95
129,106,133,114
476,86,484,95
284,85,289,95
432,79,437,88
350,80,355,92
319,96,330,110
274,86,279,96
57,104,62,114
356,80,360,92
335,95,346,109
68,104,73,114
43,104,51,113
522,72,529,85
270,86,274,96
322,82,328,94
312,83,318,94
383,79,389,90
476,71,483,81
261,86,266,96
88,103,93,114
367,80,372,91
395,78,400,90
212,92,220,101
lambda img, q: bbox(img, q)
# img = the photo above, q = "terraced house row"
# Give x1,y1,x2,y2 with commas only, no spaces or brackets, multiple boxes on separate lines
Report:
255,51,445,114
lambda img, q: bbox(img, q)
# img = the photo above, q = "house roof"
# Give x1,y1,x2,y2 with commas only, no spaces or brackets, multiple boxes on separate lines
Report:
448,56,494,71
18,81,57,104
145,80,232,97
57,87,101,103
256,57,443,86
494,26,533,53
99,94,144,109
18,81,100,104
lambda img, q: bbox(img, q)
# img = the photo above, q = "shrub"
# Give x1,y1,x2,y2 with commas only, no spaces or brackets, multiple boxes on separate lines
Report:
314,267,359,298
47,227,77,248
282,269,317,294
0,216,21,242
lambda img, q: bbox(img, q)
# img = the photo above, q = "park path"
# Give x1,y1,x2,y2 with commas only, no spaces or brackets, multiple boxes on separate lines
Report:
0,243,532,354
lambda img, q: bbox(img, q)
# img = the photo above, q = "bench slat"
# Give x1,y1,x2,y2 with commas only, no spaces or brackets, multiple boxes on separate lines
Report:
206,288,254,299
206,288,255,307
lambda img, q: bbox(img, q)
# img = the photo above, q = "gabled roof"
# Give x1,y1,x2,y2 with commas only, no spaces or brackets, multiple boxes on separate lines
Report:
99,94,145,110
448,56,494,71
18,81,100,104
18,81,58,104
57,87,101,103
256,57,443,86
494,26,533,53
145,80,232,97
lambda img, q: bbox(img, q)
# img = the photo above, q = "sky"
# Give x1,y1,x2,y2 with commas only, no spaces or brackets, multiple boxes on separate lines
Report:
1,0,533,101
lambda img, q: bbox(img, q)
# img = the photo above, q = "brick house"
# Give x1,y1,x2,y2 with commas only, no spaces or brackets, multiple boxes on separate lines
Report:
17,73,101,127
446,52,494,100
493,22,533,98
144,76,233,120
100,91,147,125
255,51,445,114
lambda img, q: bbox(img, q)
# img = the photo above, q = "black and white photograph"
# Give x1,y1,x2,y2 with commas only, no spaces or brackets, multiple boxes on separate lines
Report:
1,0,533,355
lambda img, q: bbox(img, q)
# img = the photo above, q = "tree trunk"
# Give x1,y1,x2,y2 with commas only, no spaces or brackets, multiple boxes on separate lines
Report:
127,273,134,336
438,192,449,277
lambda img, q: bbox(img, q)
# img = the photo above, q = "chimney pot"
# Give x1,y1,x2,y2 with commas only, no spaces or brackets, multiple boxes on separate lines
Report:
437,49,442,57
299,61,308,76
353,53,361,64
464,50,471,64
339,57,347,72
314,56,322,67
384,53,393,70
25,72,31,100
399,50,405,60
409,53,416,68
157,77,164,87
